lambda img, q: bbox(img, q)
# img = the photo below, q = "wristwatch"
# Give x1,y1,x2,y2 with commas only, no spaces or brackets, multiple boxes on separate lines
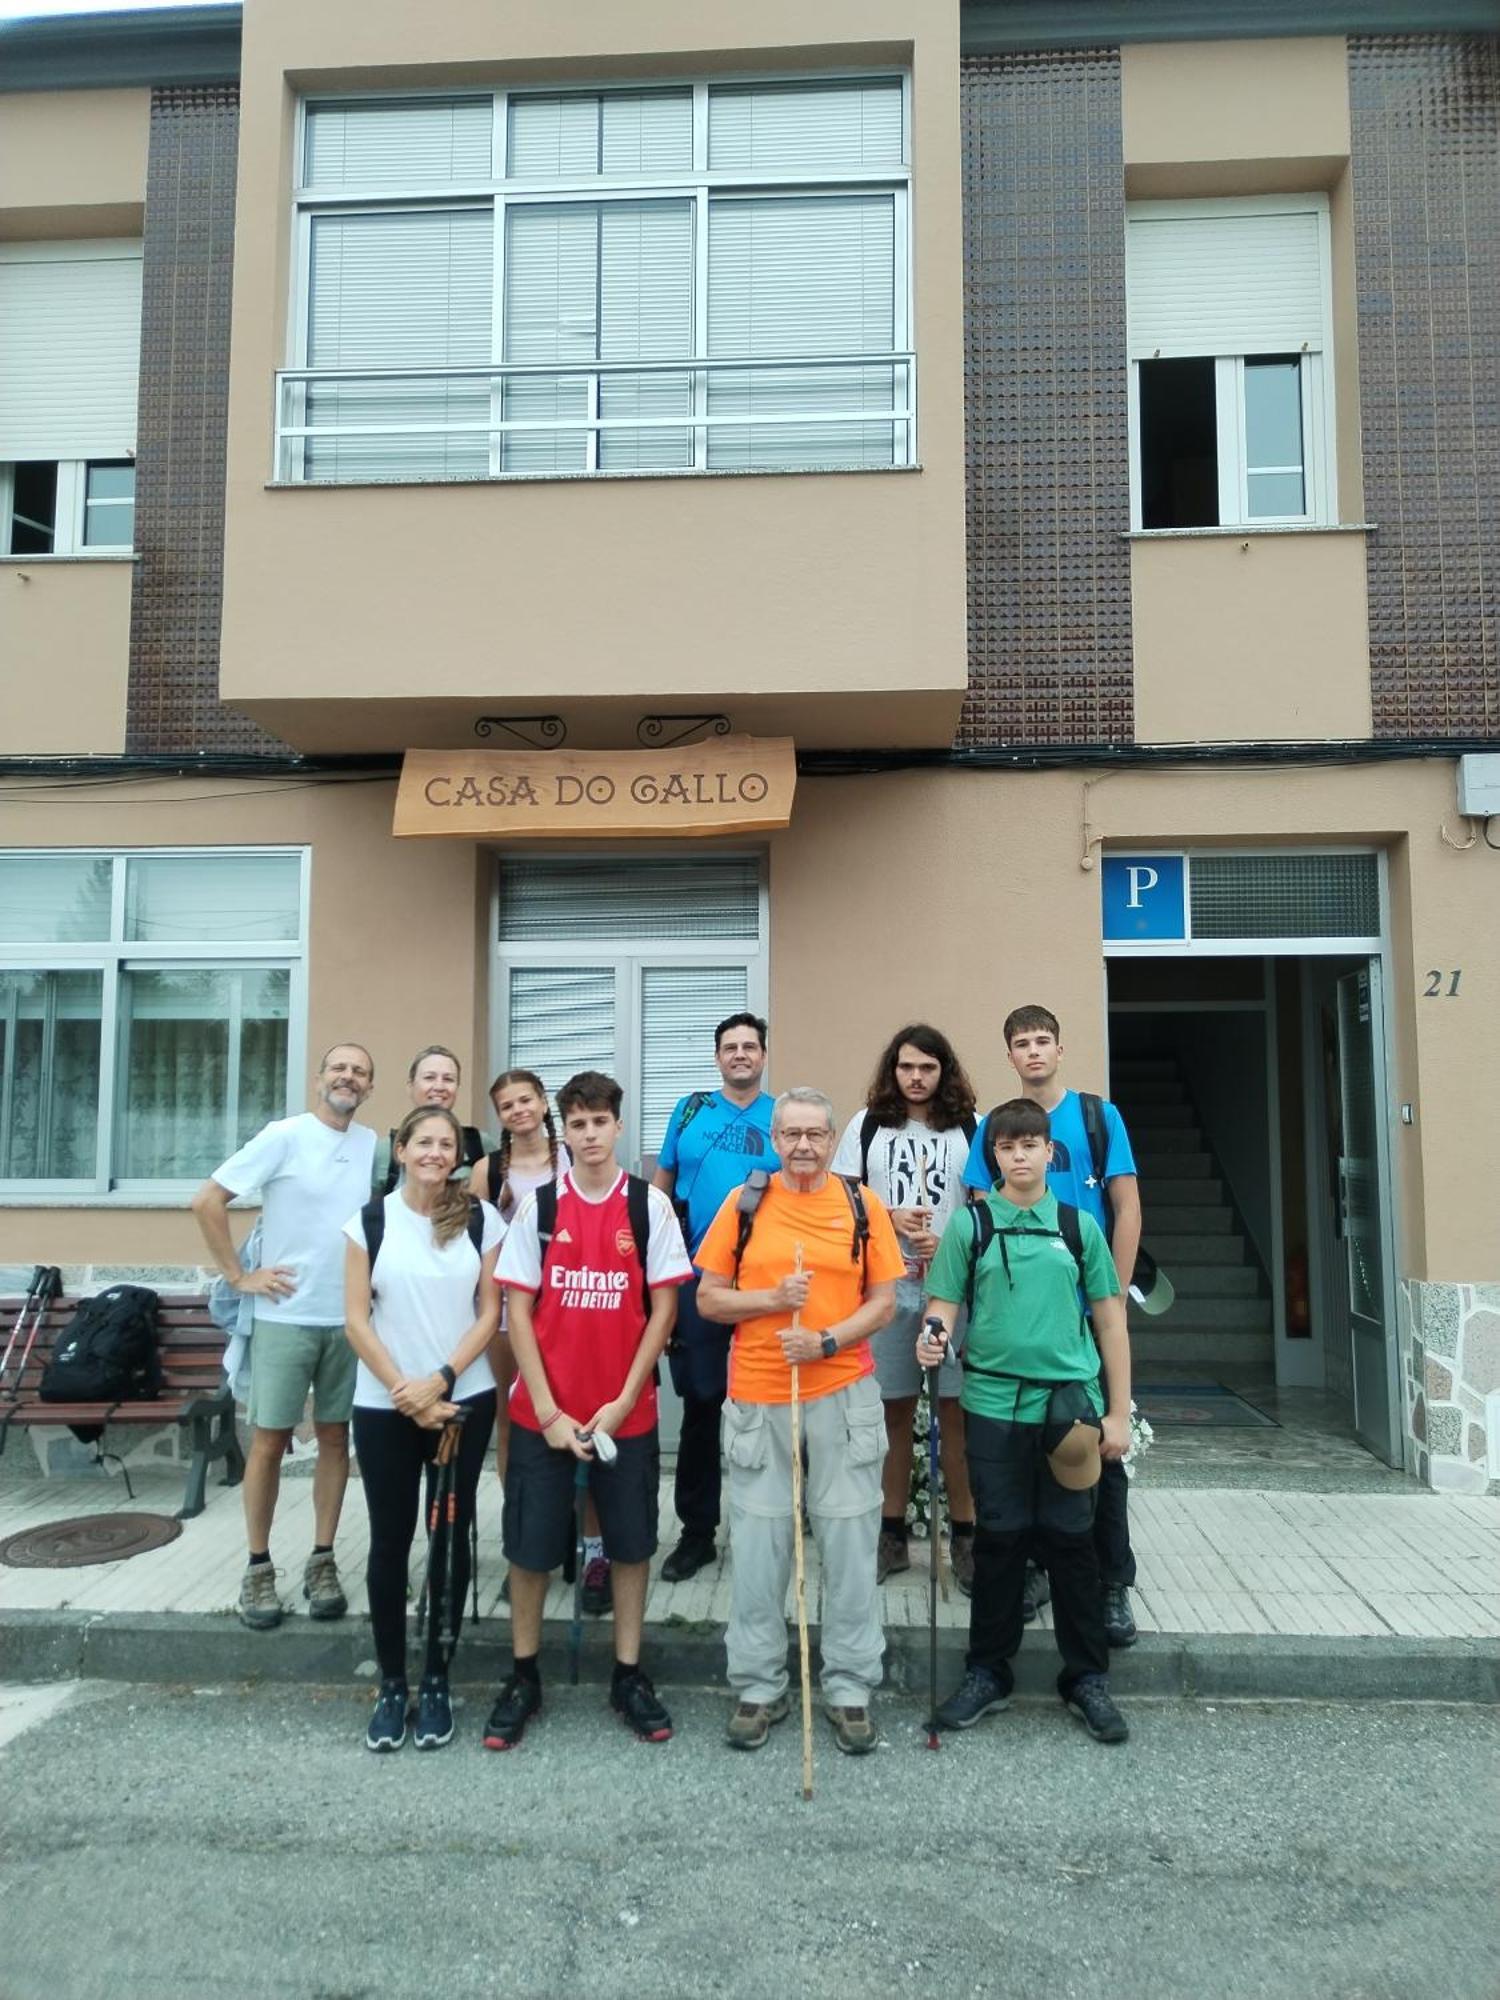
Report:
437,1364,457,1394
819,1332,838,1360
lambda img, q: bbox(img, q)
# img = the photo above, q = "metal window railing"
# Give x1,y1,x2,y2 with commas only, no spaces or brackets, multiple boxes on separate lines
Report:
273,352,916,480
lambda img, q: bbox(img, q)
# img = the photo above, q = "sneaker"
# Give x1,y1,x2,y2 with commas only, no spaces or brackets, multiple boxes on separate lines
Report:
1104,1582,1138,1648
610,1669,673,1743
1066,1674,1129,1744
303,1549,347,1622
725,1692,790,1751
365,1677,409,1753
934,1665,1009,1731
825,1704,878,1756
581,1554,613,1616
949,1533,975,1597
483,1674,541,1751
876,1530,911,1583
413,1675,454,1751
1022,1559,1050,1625
660,1532,717,1583
237,1560,283,1632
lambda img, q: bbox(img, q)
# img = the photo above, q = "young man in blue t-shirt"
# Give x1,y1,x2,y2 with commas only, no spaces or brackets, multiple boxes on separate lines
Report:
963,1005,1143,1646
652,1012,774,1581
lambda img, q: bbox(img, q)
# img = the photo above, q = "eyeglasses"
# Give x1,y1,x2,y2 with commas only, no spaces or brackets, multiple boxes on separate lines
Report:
776,1127,833,1145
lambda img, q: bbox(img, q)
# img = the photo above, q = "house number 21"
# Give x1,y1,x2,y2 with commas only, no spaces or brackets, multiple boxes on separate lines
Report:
1423,969,1462,997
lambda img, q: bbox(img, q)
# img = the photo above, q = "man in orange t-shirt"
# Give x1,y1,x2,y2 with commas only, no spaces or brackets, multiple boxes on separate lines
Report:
697,1087,905,1756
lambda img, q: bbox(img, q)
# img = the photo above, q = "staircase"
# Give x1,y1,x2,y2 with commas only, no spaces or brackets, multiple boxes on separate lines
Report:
1109,1055,1274,1373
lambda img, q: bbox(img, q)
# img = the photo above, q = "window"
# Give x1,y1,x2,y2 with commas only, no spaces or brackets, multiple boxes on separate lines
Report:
0,241,142,554
0,851,306,1193
494,855,767,1169
1126,198,1334,530
281,77,912,482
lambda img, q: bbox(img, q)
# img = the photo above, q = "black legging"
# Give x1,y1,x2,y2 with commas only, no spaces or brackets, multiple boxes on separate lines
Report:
352,1390,496,1683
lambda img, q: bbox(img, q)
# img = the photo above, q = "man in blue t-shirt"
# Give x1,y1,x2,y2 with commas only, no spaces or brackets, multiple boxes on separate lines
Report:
652,1012,774,1581
964,1005,1143,1646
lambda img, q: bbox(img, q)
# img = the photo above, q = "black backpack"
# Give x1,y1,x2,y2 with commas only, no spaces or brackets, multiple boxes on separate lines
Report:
962,1201,1086,1317
730,1168,870,1285
361,1196,485,1279
536,1174,654,1318
1077,1092,1160,1297
39,1285,161,1406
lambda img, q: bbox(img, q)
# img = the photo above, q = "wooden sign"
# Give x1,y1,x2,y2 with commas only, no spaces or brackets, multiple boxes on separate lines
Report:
393,737,796,839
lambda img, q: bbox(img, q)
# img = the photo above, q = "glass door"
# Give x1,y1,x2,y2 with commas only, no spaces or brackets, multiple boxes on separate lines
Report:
1335,962,1402,1465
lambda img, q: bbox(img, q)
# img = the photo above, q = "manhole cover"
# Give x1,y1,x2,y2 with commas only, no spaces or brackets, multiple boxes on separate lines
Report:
0,1513,183,1569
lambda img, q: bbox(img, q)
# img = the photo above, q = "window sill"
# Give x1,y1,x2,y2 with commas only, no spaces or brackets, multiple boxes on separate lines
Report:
0,552,136,564
266,462,923,493
1124,524,1375,541
0,1192,262,1210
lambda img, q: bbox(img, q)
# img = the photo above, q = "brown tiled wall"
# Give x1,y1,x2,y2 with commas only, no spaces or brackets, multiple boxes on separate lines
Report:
959,50,1132,748
127,85,280,755
1350,35,1500,739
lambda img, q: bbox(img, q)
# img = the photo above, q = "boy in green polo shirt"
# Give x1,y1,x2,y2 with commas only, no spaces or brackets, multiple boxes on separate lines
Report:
917,1099,1132,1743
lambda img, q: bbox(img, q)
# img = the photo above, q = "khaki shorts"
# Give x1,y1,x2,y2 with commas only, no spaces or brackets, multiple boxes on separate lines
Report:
246,1318,356,1431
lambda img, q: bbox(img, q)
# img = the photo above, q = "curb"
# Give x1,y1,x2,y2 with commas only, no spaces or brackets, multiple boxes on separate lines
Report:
2,1609,1496,1705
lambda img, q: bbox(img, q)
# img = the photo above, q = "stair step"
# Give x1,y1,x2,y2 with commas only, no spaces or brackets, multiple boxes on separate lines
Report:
1149,1297,1273,1331
1130,1330,1274,1368
1120,1102,1196,1129
1148,1233,1247,1264
1137,1151,1214,1178
1151,1203,1235,1232
1170,1264,1263,1298
1112,1058,1179,1080
1133,1127,1209,1153
1112,1079,1189,1107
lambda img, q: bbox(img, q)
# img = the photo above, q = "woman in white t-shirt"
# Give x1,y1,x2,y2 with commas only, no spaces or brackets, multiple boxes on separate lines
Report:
345,1106,504,1754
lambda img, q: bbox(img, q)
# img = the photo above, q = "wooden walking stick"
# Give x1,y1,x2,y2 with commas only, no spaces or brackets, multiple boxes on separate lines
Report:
788,1242,814,1802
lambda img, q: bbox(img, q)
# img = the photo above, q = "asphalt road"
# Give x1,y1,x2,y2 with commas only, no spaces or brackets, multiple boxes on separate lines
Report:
0,1680,1495,2000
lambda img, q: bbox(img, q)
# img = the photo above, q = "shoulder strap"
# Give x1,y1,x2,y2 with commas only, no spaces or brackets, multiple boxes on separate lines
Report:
730,1169,771,1285
466,1197,485,1259
835,1174,870,1281
535,1177,558,1250
1077,1092,1117,1241
960,1111,977,1145
360,1197,386,1275
675,1090,713,1140
1055,1201,1087,1293
965,1202,996,1317
625,1174,653,1317
858,1111,880,1188
487,1151,502,1207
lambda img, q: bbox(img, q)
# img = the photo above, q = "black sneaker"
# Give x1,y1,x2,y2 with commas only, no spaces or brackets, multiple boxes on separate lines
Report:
934,1666,1009,1731
610,1668,673,1743
659,1533,716,1583
365,1677,409,1753
483,1674,541,1751
413,1675,454,1751
1066,1675,1129,1744
581,1554,613,1616
1022,1559,1051,1624
1103,1583,1138,1648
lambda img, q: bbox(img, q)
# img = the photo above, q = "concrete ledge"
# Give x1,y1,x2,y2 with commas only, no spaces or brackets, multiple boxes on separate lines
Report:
2,1610,1496,1706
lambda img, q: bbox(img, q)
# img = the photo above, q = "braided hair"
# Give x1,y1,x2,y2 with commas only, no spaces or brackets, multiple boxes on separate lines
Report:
487,1068,559,1216
393,1107,473,1247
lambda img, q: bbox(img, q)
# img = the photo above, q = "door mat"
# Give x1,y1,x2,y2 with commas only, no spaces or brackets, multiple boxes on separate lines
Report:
0,1512,183,1569
1134,1382,1279,1428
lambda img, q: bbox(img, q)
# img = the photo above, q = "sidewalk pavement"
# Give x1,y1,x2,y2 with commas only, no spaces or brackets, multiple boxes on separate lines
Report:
1,1450,1496,1703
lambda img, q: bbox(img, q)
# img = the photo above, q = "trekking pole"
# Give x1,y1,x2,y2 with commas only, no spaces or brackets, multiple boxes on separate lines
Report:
923,1319,948,1751
0,1267,46,1396
788,1242,814,1803
434,1409,468,1673
8,1266,61,1396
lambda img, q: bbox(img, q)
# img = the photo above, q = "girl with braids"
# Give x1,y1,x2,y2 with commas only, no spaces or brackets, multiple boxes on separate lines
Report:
345,1106,502,1752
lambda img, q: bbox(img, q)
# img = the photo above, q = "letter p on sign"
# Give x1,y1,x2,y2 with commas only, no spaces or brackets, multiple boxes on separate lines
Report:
1125,864,1159,908
1102,855,1187,942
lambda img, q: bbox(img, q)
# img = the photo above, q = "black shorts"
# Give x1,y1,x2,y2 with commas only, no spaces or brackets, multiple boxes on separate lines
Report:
964,1412,1097,1540
503,1424,660,1571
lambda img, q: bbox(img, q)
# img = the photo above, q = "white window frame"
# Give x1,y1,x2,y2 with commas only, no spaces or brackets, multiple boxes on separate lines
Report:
1,458,136,557
489,849,770,1173
1126,194,1337,533
0,848,310,1201
279,72,915,483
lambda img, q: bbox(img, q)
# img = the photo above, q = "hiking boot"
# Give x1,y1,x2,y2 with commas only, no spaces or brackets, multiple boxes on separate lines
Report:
237,1560,283,1631
303,1549,347,1622
365,1677,409,1753
1022,1559,1050,1625
581,1554,613,1615
1104,1583,1138,1648
949,1533,975,1597
413,1675,454,1751
610,1669,673,1743
825,1704,878,1756
1066,1675,1129,1744
934,1665,1009,1731
660,1532,716,1583
725,1693,790,1751
876,1530,911,1583
483,1675,541,1751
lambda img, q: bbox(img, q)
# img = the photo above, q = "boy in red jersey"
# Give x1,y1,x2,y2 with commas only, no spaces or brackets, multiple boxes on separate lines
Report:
486,1072,691,1748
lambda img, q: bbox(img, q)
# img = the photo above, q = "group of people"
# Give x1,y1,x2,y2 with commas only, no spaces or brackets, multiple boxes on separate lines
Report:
192,1001,1144,1755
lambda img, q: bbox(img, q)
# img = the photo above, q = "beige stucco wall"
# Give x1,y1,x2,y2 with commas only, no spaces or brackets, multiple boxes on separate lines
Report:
0,88,149,239
0,558,131,753
219,0,968,750
1121,37,1350,171
1131,532,1372,744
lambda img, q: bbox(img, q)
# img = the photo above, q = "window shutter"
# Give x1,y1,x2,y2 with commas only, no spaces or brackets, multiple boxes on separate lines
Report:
498,858,760,943
598,200,694,470
506,965,617,1085
707,194,897,468
305,207,491,479
0,244,142,461
507,91,692,178
302,98,492,188
1126,208,1326,359
708,79,904,171
502,204,599,472
639,965,749,1152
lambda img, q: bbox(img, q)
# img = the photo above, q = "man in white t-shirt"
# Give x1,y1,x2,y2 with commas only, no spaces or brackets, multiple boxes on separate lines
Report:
192,1043,377,1632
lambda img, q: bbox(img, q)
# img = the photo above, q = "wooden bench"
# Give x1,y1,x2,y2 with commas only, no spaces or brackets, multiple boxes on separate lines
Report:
0,1292,245,1520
